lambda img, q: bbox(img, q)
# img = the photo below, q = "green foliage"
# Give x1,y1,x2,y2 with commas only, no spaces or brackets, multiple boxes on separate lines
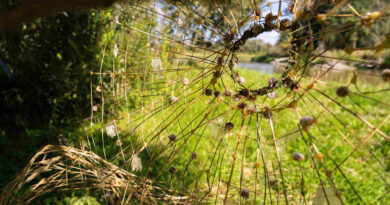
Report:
320,0,389,49
0,2,103,188
251,53,279,63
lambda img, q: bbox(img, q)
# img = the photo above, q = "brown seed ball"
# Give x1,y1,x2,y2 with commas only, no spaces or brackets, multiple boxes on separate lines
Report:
251,24,264,36
225,122,234,131
205,41,213,48
232,93,241,101
299,116,314,129
205,89,213,96
240,189,250,199
382,69,390,82
265,13,276,22
248,94,257,101
280,19,291,30
214,90,221,97
169,166,177,174
237,102,247,110
191,152,198,160
315,152,324,160
336,86,349,97
262,107,273,119
168,134,177,142
292,153,305,161
325,169,333,178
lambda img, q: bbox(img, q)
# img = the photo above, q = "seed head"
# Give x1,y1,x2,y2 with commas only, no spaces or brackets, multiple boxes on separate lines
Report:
93,105,98,112
191,152,198,160
292,153,305,161
205,41,213,48
382,69,390,82
262,106,272,119
237,76,246,83
317,14,327,22
168,134,177,142
336,86,349,97
315,152,324,160
169,166,177,174
131,155,142,172
251,24,264,36
171,96,178,103
237,102,247,111
232,93,241,101
325,169,333,178
299,116,314,130
224,89,233,97
225,122,234,131
287,100,298,109
182,77,189,85
240,189,250,199
267,91,278,99
96,85,103,92
268,78,277,87
280,19,291,30
116,139,122,146
248,105,257,114
105,124,117,138
205,89,213,96
214,90,221,97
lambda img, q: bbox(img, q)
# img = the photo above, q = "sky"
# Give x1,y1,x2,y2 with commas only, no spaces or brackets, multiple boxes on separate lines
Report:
256,1,291,45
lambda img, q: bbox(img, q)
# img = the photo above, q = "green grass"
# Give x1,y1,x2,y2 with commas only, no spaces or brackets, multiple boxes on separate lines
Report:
103,64,390,204
28,63,390,204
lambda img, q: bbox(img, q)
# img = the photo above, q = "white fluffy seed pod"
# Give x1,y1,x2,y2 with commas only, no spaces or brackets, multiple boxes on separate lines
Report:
113,44,118,57
92,105,98,112
171,96,178,103
292,153,305,161
299,116,314,130
182,77,189,85
131,155,142,172
105,124,117,138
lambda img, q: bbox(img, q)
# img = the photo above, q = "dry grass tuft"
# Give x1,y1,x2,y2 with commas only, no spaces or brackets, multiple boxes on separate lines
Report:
0,145,187,205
